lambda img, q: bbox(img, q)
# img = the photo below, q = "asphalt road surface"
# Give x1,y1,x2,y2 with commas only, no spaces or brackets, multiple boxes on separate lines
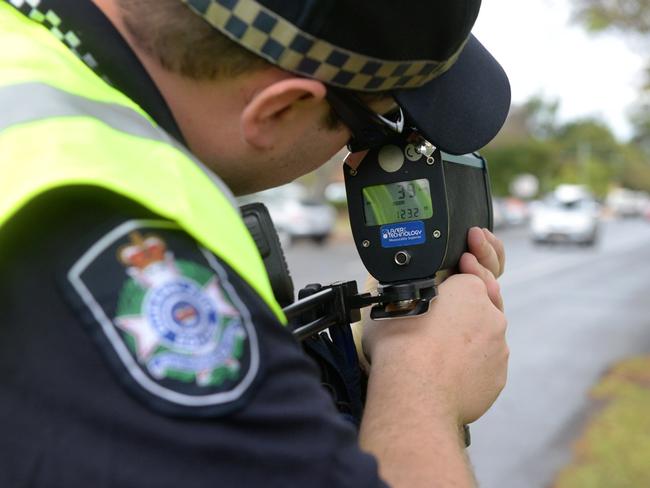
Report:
284,217,650,488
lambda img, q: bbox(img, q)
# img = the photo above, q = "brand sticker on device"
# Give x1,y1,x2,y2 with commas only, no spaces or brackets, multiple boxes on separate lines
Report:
380,221,426,248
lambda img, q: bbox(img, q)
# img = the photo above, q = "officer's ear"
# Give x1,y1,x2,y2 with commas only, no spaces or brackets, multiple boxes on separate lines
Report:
240,77,327,150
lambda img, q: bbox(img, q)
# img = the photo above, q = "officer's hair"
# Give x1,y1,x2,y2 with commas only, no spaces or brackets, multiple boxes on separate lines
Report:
117,0,387,128
117,0,270,80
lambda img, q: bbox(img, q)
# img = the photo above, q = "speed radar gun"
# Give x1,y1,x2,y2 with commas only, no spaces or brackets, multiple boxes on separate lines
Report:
345,131,493,319
243,127,493,336
242,129,493,443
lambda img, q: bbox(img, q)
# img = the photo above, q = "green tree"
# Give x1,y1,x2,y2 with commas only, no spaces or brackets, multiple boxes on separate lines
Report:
522,96,561,139
617,143,650,190
484,96,562,197
485,95,650,196
553,119,620,196
629,98,650,154
572,0,650,150
482,139,560,196
572,0,650,36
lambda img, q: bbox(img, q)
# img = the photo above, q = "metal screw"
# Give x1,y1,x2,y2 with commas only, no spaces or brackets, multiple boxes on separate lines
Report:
433,230,442,239
362,240,370,248
349,168,357,176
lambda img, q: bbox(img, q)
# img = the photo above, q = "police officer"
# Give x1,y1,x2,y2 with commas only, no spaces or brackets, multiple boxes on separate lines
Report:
0,0,510,486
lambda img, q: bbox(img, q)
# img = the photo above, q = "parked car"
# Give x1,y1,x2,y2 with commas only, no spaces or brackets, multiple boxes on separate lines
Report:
606,188,649,218
492,197,507,230
239,183,336,245
502,197,530,226
529,185,600,246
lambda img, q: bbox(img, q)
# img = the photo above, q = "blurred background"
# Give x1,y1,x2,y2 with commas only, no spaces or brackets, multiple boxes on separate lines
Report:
243,0,650,486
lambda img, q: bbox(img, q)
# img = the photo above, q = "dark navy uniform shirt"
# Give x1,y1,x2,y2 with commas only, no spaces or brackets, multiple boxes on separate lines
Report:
0,1,386,486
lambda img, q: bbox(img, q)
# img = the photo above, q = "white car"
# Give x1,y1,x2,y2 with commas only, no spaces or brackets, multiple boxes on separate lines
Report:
530,186,600,246
606,188,649,218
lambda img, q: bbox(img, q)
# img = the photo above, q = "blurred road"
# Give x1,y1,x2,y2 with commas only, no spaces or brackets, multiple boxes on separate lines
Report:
284,218,650,488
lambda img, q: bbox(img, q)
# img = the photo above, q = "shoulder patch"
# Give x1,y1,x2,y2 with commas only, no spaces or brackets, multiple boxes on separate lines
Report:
65,219,260,416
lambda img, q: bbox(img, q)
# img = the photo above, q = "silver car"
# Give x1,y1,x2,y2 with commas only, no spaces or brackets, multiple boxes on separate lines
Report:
529,185,600,246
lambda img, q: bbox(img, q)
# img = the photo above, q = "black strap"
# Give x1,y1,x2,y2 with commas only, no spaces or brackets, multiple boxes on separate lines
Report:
303,326,366,427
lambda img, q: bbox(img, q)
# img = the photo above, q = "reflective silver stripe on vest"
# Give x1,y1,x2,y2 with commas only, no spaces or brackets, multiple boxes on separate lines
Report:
0,82,238,207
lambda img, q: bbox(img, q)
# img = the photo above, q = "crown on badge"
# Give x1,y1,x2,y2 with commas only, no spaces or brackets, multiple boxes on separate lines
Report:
118,232,167,269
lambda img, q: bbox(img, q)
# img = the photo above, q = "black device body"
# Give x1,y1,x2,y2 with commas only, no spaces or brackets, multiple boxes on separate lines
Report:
240,203,294,307
241,144,487,444
345,132,494,286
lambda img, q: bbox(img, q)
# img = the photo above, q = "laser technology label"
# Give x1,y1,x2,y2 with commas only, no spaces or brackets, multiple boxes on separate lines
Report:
380,221,426,248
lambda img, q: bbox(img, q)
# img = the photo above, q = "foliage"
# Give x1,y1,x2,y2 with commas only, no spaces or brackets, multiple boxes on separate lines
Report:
629,98,650,153
522,96,561,139
482,140,559,196
484,96,650,197
552,356,650,488
572,0,650,153
572,0,650,36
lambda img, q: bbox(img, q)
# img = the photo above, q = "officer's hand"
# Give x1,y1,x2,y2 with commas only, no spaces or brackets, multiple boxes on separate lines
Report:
452,227,506,311
465,227,505,279
353,226,507,370
362,273,509,426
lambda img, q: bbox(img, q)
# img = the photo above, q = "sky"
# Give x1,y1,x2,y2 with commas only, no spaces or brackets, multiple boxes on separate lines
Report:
473,0,645,140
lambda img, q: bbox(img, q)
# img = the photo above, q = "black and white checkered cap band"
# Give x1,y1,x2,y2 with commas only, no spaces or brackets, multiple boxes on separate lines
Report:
182,0,465,92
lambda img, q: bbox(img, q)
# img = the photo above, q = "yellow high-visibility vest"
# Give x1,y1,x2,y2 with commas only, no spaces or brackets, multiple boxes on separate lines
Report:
0,1,285,322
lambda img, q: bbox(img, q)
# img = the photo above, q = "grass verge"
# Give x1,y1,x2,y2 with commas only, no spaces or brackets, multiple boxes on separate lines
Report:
552,356,650,488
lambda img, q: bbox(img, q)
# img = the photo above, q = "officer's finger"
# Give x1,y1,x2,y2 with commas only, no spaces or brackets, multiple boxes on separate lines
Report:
467,227,501,279
458,253,504,311
483,228,506,277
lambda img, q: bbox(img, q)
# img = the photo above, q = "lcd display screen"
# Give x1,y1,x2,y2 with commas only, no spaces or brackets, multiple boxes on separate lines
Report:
362,179,433,226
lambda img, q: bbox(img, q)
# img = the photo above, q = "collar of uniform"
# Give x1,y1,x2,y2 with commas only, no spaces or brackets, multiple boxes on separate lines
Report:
7,0,186,145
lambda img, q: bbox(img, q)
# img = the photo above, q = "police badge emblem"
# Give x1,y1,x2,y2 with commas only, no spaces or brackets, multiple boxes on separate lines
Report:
65,220,260,415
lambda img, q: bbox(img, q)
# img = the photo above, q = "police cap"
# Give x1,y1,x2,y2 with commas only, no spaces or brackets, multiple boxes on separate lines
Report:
181,0,511,155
